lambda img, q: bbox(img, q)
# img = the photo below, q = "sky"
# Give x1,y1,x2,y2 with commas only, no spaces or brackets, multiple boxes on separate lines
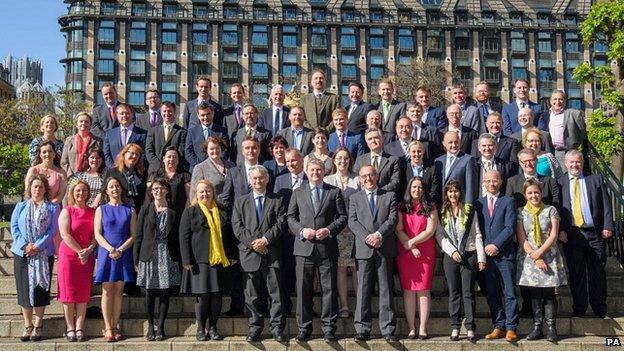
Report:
0,1,68,88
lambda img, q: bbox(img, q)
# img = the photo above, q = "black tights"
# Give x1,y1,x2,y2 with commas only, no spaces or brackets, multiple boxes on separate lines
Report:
144,288,172,333
527,286,556,301
195,292,221,332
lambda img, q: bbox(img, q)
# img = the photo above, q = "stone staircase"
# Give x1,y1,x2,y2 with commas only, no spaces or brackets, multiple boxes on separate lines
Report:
0,227,621,349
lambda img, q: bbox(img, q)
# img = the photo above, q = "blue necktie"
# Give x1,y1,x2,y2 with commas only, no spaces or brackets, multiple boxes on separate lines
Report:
274,108,281,135
368,192,376,214
255,195,264,222
482,104,488,119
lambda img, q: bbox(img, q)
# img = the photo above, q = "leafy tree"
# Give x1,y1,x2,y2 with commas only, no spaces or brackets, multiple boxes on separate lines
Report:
392,59,450,107
573,0,624,177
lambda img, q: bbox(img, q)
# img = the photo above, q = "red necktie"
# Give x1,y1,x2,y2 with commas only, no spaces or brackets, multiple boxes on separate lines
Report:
109,106,116,122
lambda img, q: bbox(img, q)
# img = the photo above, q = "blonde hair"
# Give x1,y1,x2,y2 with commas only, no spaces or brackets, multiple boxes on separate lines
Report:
40,114,59,132
522,127,543,148
114,143,145,174
67,180,91,206
191,179,216,205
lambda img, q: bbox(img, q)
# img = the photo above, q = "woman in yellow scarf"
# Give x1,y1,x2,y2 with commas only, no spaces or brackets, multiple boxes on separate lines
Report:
179,180,231,341
516,179,567,343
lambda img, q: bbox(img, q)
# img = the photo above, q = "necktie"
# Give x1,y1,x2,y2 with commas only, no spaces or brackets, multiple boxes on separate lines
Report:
412,125,420,140
372,155,380,170
339,133,346,148
484,160,492,171
292,175,300,189
349,104,357,119
246,127,253,137
121,128,127,146
520,102,526,109
316,93,323,100
203,127,209,140
293,130,301,149
235,106,241,125
150,112,157,127
274,108,281,135
488,196,495,217
109,106,116,122
368,192,376,214
414,166,423,177
312,187,321,212
445,155,455,179
482,104,488,119
164,125,171,141
572,177,585,227
255,195,264,222
382,102,390,122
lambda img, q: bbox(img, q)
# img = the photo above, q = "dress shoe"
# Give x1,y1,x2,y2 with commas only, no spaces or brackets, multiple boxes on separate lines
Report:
208,327,222,340
146,329,155,341
246,331,261,342
406,331,417,340
418,334,428,340
272,330,285,342
354,333,370,341
505,330,518,342
384,334,398,342
485,327,505,340
466,333,477,343
196,330,207,341
323,331,336,342
295,331,310,342
224,308,244,317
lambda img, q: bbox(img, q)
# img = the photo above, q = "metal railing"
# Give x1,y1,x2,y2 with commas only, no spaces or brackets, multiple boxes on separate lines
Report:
587,143,624,265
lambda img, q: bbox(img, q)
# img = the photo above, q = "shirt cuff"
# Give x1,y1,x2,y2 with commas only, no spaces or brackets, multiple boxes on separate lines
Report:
374,232,382,241
299,229,305,241
261,236,269,245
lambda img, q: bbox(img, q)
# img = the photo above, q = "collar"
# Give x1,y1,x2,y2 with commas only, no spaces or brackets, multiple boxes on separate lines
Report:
253,192,266,199
411,162,424,168
313,90,325,96
163,122,175,128
293,171,304,179
351,100,361,106
446,152,458,158
568,172,584,180
120,124,134,131
370,152,381,158
202,122,213,129
515,98,529,106
487,192,500,199
308,182,322,190
244,161,258,169
149,109,159,114
336,129,348,136
524,173,537,179
292,127,303,133
481,156,494,163
106,102,118,109
448,125,461,132
365,188,378,196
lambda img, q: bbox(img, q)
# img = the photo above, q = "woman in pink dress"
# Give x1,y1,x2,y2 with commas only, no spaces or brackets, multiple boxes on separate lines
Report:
57,180,96,342
396,176,438,339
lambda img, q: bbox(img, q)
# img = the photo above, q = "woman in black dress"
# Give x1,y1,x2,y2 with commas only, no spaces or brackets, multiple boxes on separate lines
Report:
147,146,190,212
103,143,147,210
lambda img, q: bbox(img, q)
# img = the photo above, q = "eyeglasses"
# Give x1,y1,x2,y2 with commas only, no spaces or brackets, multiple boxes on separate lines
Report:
519,159,537,165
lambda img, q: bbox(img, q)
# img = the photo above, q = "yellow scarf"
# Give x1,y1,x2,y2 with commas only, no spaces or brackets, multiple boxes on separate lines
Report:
198,201,230,267
524,202,544,248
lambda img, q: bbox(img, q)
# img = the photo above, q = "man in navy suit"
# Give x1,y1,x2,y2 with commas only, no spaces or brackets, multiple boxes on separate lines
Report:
434,131,478,204
345,82,373,134
375,79,407,135
328,108,365,159
471,112,521,164
440,104,478,156
415,85,448,129
354,129,402,195
145,101,187,174
182,75,223,129
223,83,247,139
103,103,148,168
558,150,614,319
510,108,555,154
91,83,121,139
475,170,518,342
475,134,517,198
135,88,162,131
185,102,229,171
230,104,271,165
405,104,443,166
384,117,414,161
464,82,503,135
258,84,290,135
502,78,543,135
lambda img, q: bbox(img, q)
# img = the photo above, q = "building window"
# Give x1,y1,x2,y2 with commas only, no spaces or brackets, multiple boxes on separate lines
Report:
312,9,326,21
222,62,239,79
193,63,209,76
251,25,269,47
398,54,411,65
341,9,354,22
162,4,178,17
129,60,145,76
537,32,552,52
563,14,577,25
98,20,115,44
454,11,468,24
370,10,383,22
398,28,414,51
421,0,442,4
510,31,526,52
129,21,146,45
100,2,116,15
538,68,555,82
370,66,385,80
341,27,356,49
223,24,238,46
312,52,327,73
194,5,208,18
282,63,298,78
283,7,297,20
132,3,147,16
311,27,327,48
252,52,269,78
511,58,527,80
565,33,580,52
426,11,440,24
482,12,495,24
484,67,500,81
193,32,208,45
128,81,145,106
369,28,385,49
162,62,177,75
537,13,550,25
223,6,238,19
161,23,177,44
341,54,357,80
97,60,114,74
426,30,443,51
254,6,268,19
482,36,499,53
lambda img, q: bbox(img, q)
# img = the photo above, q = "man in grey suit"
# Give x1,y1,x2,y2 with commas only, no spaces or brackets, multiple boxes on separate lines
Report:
466,82,503,135
300,69,341,130
145,101,187,173
230,104,271,165
434,131,478,203
277,106,314,156
91,82,121,139
355,128,402,194
375,78,407,135
510,108,555,154
135,88,162,131
231,165,286,342
349,165,398,342
287,159,347,342
223,83,247,139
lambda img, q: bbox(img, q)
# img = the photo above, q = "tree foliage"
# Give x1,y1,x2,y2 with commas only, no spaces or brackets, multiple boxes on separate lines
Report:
393,59,450,106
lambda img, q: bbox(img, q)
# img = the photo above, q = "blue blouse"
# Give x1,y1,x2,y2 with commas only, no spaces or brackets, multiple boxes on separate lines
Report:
10,201,59,257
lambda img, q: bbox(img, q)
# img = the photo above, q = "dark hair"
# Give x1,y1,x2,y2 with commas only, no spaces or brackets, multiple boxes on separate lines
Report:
24,174,51,200
80,147,105,173
198,101,214,112
101,175,127,204
400,176,433,215
34,140,61,167
202,136,227,155
312,127,329,140
269,135,289,152
329,147,353,174
348,81,364,91
160,145,182,173
441,179,463,218
116,102,134,115
146,177,171,202
522,178,543,196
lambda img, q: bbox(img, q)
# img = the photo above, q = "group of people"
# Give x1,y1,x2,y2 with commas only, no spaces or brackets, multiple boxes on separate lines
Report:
11,71,613,344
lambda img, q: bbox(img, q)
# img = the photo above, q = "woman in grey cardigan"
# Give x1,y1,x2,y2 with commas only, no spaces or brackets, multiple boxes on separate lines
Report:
190,136,235,199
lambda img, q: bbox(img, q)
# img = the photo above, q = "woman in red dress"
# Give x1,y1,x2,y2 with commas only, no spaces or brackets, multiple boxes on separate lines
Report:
396,176,438,339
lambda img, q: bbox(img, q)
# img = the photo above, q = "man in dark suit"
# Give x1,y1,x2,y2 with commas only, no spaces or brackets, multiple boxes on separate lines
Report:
510,108,555,154
91,82,121,139
328,108,365,159
183,75,223,129
405,104,444,166
471,112,521,164
365,110,394,146
354,128,402,195
184,102,229,171
505,148,560,209
300,69,341,129
415,85,448,129
348,165,398,341
222,83,247,139
467,81,503,135
258,84,290,136
277,106,314,156
135,88,162,131
230,104,271,165
440,104,478,155
103,103,148,167
384,117,413,161
145,101,187,174
403,140,439,201
375,78,407,135
502,78,543,135
287,159,347,342
345,81,374,134
475,134,517,198
231,165,286,342
475,170,519,342
558,150,614,319
434,131,478,204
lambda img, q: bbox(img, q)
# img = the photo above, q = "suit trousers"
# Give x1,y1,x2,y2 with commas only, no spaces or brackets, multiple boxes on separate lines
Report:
442,251,477,331
280,234,296,315
485,257,519,331
295,254,338,334
228,262,245,311
354,254,396,336
563,227,607,316
244,263,285,334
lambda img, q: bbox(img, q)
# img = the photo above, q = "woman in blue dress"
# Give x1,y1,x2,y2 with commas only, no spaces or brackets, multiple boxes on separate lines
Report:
94,176,137,342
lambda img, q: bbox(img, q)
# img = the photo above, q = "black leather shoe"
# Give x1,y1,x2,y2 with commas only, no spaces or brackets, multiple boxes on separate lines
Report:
146,329,155,341
272,331,285,342
418,334,429,340
208,327,222,340
449,334,459,341
384,334,397,342
354,333,370,341
196,330,207,341
295,331,310,342
323,332,336,342
467,334,477,343
246,331,261,342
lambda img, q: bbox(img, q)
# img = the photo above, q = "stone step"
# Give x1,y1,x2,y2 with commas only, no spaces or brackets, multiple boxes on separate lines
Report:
0,336,612,350
0,315,622,339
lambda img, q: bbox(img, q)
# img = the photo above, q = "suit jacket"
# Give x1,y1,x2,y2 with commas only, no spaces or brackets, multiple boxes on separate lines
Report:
262,160,289,191
179,205,235,266
422,106,448,129
348,189,398,259
375,99,407,134
505,173,560,209
434,152,478,203
538,109,587,150
471,134,520,164
273,172,307,204
60,134,102,176
466,100,503,135
183,98,223,130
354,152,402,195
145,124,187,173
402,163,439,203
440,126,479,155
223,104,245,139
258,105,291,134
474,195,517,260
287,183,347,258
91,102,121,139
230,126,271,165
277,126,314,156
217,164,252,211
135,110,162,131
134,203,180,265
300,92,341,129
232,191,286,272
510,129,555,154
345,101,374,134
103,125,148,168
384,139,410,160
502,100,543,135
474,156,517,197
414,123,444,166
557,173,614,236
328,131,365,159
184,123,229,171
